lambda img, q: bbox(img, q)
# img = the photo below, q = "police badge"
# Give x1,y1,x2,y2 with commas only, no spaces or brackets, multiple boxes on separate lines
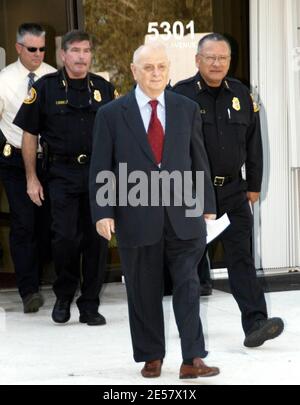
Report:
232,97,241,111
3,143,12,157
94,90,102,102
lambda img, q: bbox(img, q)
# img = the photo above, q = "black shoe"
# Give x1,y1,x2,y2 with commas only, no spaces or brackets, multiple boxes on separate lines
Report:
79,311,106,326
244,317,284,348
200,283,212,297
52,299,71,324
23,293,44,314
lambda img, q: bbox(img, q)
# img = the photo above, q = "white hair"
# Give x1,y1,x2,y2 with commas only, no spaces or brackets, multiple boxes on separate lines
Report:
132,42,169,64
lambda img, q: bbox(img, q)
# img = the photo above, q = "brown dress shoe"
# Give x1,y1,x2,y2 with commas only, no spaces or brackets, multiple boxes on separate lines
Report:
141,360,162,378
179,357,220,379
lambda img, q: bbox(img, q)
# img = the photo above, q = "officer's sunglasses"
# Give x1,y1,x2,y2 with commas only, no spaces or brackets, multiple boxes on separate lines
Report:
18,43,46,53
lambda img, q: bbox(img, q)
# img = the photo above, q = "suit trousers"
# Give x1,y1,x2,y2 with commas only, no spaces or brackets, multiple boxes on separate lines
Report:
220,200,268,334
0,153,51,298
48,162,108,312
119,212,207,363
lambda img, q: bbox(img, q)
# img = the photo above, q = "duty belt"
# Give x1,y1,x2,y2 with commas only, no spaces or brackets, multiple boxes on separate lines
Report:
50,153,90,165
2,143,43,159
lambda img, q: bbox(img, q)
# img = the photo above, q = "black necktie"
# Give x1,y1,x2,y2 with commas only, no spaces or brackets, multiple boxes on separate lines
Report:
27,72,35,92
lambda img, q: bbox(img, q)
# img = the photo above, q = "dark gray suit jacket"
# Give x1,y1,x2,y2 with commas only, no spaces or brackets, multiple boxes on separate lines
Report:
89,89,216,248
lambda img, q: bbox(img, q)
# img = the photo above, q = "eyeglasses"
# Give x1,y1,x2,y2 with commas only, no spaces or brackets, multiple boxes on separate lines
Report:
199,54,231,65
18,43,46,53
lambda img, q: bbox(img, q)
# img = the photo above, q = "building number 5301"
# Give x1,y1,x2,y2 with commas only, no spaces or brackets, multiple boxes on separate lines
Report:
148,21,195,40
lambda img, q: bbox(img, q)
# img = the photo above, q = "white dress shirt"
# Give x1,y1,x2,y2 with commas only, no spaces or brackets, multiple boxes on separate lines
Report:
135,84,166,133
0,59,56,147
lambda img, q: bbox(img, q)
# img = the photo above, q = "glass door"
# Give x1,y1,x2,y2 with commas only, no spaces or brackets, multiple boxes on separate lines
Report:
83,0,250,271
83,0,249,94
0,0,79,283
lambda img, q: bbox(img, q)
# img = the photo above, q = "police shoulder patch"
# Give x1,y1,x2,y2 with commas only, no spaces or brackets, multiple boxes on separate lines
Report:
23,88,37,105
250,94,260,113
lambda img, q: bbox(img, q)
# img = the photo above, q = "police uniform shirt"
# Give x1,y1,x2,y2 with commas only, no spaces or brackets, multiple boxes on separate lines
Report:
0,59,56,148
172,72,263,194
13,69,116,156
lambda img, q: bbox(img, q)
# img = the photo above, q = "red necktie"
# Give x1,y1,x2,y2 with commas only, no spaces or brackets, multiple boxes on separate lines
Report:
147,100,164,164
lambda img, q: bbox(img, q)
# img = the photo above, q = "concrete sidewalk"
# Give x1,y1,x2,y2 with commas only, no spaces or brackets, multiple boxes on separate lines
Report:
0,283,298,385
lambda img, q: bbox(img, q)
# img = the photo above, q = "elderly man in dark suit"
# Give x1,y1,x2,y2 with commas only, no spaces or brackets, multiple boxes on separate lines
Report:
89,43,220,380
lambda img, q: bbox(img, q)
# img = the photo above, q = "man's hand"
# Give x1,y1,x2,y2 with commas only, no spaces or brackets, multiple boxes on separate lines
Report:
96,218,115,241
27,176,44,206
247,192,260,204
204,214,217,220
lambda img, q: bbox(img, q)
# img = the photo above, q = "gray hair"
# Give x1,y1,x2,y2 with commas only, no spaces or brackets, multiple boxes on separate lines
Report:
197,33,231,54
17,23,45,44
61,30,92,51
132,42,169,64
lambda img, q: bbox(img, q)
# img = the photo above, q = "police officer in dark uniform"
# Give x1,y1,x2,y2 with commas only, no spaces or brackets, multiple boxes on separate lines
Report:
14,30,117,326
173,33,284,348
0,23,56,313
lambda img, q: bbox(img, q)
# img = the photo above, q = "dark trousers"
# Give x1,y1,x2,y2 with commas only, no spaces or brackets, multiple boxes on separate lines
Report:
0,153,50,298
119,213,207,363
48,163,108,312
220,200,267,334
197,250,212,285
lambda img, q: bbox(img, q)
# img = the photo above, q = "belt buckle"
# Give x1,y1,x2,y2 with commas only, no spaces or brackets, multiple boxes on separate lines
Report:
214,176,225,187
77,154,88,164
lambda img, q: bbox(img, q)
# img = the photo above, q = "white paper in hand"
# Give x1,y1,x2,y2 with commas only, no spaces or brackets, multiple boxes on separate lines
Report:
205,214,230,244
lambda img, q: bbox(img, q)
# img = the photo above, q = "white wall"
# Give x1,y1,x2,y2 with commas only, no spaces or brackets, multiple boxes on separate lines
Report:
250,0,300,270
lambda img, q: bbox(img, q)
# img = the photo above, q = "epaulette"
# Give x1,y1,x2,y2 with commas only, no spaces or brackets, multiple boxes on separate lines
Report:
31,71,59,89
225,76,243,85
39,70,60,80
173,75,196,89
89,71,110,83
224,76,250,93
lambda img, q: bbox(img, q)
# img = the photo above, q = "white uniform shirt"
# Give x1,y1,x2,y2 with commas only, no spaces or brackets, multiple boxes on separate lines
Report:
0,59,56,148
